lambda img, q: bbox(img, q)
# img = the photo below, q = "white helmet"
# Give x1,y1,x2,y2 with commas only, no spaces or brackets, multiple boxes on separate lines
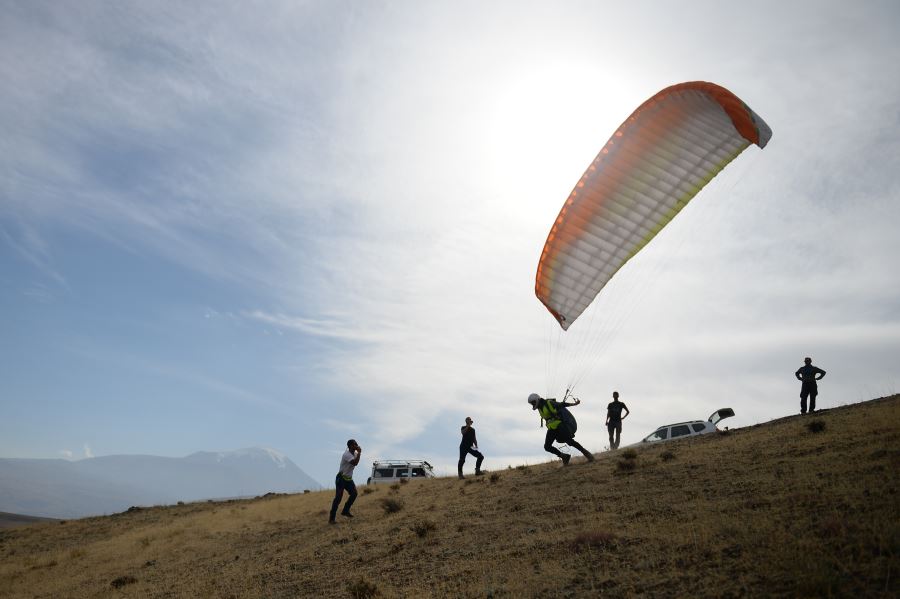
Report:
527,393,541,409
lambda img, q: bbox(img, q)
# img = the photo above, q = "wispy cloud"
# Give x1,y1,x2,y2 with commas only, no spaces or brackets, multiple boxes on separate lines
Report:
83,444,93,459
245,310,387,344
0,223,67,288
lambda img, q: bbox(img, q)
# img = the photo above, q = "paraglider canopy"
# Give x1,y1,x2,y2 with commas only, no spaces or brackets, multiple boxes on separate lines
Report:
535,81,772,330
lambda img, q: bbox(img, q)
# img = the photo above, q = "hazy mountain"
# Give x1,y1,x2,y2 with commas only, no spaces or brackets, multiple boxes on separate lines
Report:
0,447,320,519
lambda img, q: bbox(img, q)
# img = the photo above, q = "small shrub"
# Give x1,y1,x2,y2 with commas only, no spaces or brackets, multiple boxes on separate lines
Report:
410,519,437,538
820,516,844,538
794,562,842,597
177,501,184,506
138,536,151,548
380,497,403,514
110,576,138,589
807,420,826,433
660,450,676,462
362,487,376,495
489,473,501,483
389,483,401,491
616,459,636,472
571,531,618,552
347,577,380,598
399,478,409,485
303,489,311,494
621,449,638,460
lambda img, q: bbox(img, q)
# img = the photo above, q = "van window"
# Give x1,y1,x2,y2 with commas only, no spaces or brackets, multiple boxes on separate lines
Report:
374,468,394,478
691,423,706,433
411,468,427,477
670,425,691,438
646,428,668,441
395,469,410,478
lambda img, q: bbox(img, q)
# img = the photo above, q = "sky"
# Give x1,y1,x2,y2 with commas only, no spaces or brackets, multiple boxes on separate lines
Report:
2,1,899,487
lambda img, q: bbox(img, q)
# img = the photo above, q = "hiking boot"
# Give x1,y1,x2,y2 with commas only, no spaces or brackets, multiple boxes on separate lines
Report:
475,470,485,476
585,454,595,463
458,474,465,480
341,512,353,518
328,520,336,525
561,454,570,466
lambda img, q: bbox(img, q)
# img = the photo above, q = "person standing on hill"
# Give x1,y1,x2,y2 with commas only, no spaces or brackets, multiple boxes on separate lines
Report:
527,393,595,465
458,416,485,479
795,357,826,414
606,391,630,450
329,439,361,524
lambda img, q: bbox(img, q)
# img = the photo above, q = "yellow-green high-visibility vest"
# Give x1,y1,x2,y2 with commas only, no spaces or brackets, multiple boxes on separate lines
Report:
539,401,562,430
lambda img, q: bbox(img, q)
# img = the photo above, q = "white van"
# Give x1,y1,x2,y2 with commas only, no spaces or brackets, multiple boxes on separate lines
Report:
366,460,435,485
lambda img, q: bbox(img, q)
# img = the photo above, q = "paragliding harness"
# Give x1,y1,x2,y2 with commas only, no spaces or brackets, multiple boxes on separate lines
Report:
539,390,578,440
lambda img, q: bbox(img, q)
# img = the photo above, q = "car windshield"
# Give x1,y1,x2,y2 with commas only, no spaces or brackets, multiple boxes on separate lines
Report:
643,427,668,442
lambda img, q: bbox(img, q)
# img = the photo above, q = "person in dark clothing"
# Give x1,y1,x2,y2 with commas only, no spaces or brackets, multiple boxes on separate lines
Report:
795,357,826,414
527,393,595,465
458,417,485,479
329,439,361,523
605,391,630,450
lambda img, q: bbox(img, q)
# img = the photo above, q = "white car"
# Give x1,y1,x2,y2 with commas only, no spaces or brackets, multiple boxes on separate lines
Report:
639,408,735,444
366,460,435,485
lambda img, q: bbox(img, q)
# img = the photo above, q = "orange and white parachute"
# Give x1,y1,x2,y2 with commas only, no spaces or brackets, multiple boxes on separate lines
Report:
536,81,772,330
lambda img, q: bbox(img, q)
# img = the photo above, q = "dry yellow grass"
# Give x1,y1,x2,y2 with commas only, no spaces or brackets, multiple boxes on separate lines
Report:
1,395,898,598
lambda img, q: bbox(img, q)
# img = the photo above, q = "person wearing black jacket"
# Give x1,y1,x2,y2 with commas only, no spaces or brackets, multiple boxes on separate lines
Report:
606,391,630,450
795,357,826,414
458,417,484,479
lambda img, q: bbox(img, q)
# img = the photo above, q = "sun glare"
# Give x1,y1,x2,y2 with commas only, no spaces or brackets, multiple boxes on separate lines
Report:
482,63,632,218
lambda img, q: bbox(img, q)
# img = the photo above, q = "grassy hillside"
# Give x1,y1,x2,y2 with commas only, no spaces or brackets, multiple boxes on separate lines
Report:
1,396,898,598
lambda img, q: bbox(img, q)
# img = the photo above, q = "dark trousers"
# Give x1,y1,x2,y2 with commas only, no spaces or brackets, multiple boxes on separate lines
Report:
607,421,622,449
800,382,818,413
329,474,357,521
544,428,592,460
458,446,484,476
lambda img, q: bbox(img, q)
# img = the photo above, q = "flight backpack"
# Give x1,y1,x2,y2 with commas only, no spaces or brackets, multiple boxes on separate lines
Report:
554,403,577,439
